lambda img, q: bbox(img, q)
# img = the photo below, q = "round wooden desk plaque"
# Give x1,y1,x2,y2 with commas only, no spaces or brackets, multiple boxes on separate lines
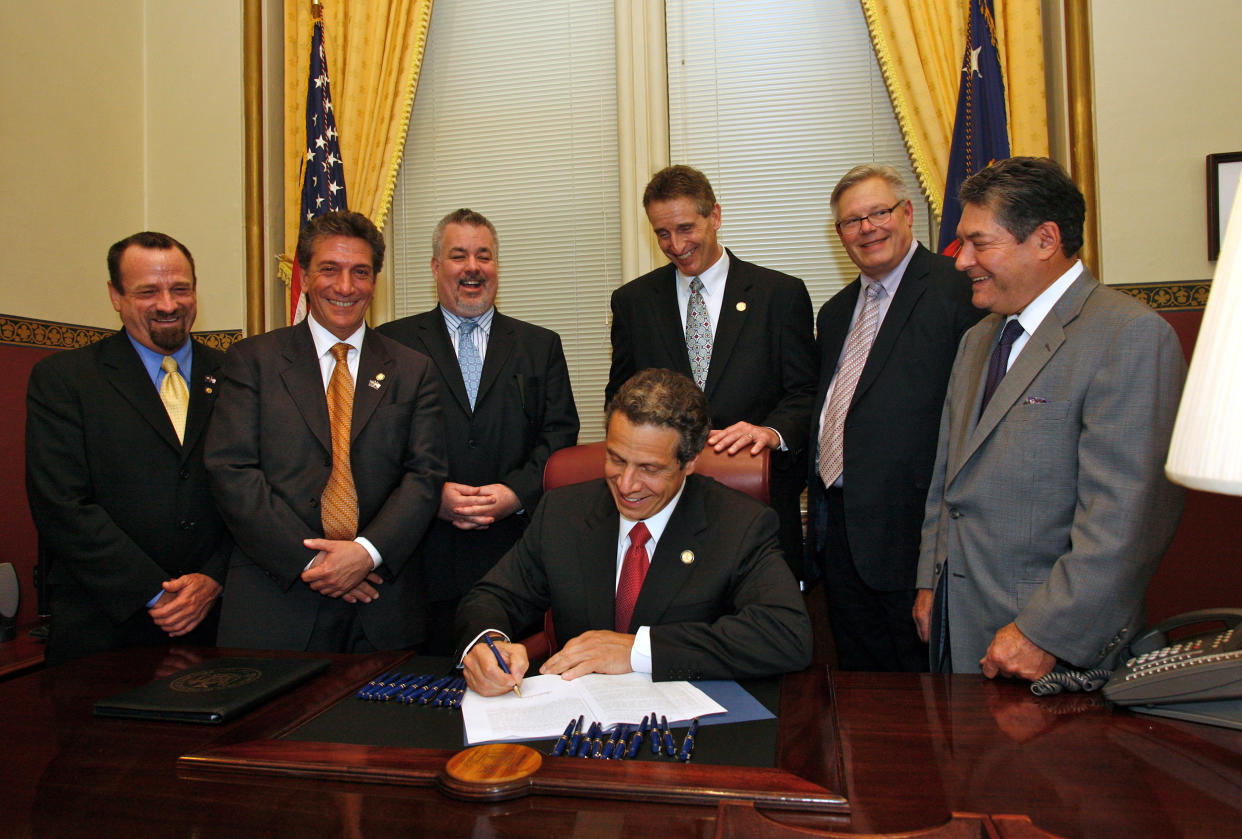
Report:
437,743,543,802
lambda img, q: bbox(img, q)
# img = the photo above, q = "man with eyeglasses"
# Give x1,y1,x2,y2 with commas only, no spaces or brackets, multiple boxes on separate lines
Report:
807,164,982,672
206,211,447,653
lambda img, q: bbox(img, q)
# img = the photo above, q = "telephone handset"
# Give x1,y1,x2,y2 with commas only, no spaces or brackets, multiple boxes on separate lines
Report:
1102,608,1242,706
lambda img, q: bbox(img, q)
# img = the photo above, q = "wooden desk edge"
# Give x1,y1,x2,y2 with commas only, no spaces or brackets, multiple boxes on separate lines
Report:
179,658,850,814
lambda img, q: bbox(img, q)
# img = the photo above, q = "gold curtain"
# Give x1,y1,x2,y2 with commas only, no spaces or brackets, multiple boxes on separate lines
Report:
282,0,434,285
861,0,1048,221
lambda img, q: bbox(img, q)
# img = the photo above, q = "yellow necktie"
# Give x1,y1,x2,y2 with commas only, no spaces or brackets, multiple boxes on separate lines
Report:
321,343,359,540
159,355,189,444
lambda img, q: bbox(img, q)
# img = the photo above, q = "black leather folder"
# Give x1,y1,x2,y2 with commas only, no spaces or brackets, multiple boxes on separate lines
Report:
93,657,330,724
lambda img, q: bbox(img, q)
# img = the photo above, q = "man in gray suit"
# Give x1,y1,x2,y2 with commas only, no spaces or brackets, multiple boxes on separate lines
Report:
914,157,1186,680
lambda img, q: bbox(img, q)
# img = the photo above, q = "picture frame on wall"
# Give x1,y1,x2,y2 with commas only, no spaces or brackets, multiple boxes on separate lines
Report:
1207,151,1242,261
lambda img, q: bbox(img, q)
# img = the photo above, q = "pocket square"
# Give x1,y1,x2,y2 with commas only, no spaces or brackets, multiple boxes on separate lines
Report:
1025,396,1048,405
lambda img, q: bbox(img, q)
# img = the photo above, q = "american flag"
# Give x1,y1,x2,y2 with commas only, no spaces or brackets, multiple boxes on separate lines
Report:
938,0,1010,255
290,10,348,325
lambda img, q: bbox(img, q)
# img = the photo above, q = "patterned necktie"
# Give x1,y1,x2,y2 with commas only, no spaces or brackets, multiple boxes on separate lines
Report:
458,318,483,409
979,318,1025,415
685,276,713,390
614,522,651,633
159,355,189,444
818,282,884,487
321,342,359,540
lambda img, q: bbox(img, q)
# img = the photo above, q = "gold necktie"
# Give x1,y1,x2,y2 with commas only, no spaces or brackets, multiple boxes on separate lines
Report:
159,355,189,443
321,343,359,540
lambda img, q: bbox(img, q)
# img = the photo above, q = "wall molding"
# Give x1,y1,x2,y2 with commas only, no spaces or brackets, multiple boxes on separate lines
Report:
0,314,242,352
1112,280,1211,312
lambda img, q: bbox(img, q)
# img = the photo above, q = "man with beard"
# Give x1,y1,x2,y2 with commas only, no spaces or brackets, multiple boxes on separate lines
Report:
26,231,230,663
378,209,578,654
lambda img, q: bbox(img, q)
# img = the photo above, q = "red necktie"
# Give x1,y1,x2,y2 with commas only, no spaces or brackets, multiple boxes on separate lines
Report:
614,522,651,632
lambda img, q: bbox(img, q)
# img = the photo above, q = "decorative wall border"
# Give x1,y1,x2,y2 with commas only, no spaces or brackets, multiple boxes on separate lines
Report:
1112,280,1211,312
0,314,242,352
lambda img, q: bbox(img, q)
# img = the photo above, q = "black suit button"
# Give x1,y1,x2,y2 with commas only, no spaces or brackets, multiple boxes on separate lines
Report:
949,508,962,519
178,469,190,479
309,498,318,507
467,439,477,448
178,520,196,530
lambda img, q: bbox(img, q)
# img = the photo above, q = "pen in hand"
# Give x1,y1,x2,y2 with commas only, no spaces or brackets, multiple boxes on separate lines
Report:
482,634,522,697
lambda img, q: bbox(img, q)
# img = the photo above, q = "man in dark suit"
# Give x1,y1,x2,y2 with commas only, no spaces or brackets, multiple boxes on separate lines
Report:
377,209,579,654
915,158,1185,680
26,231,229,664
205,211,446,652
607,165,817,577
808,165,983,671
457,369,811,695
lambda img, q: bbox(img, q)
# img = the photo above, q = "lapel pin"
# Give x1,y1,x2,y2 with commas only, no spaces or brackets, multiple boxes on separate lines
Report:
735,301,747,312
680,550,695,565
205,387,213,394
205,375,217,385
368,379,382,390
376,373,385,381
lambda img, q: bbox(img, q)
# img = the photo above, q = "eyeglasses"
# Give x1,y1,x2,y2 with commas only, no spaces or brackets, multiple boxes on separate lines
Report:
835,201,904,235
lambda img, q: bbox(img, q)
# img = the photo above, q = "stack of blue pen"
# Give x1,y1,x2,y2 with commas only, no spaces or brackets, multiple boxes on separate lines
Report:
355,671,466,707
549,713,699,762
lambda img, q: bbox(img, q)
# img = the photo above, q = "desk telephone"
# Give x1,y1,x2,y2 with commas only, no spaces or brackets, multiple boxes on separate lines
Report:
1102,608,1242,707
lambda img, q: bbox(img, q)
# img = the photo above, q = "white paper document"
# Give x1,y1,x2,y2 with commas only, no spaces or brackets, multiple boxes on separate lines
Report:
460,671,726,745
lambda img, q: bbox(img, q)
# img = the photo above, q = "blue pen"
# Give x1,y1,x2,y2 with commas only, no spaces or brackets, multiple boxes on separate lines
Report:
551,717,577,756
678,718,699,762
357,670,396,700
661,715,676,756
608,725,631,760
626,717,647,759
650,711,661,754
597,724,615,759
578,722,599,757
397,673,434,703
482,634,522,697
419,675,454,705
566,715,586,756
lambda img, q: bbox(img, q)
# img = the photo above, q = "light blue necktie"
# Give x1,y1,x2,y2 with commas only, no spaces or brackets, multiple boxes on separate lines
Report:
458,318,483,409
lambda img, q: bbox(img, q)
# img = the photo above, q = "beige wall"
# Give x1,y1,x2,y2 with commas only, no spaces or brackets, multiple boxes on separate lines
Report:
1092,0,1242,285
1,2,245,333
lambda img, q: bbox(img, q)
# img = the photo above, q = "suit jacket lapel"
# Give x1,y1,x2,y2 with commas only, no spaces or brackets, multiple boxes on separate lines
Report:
706,251,749,397
954,271,1096,477
353,329,393,439
632,477,704,629
581,484,622,632
280,321,332,453
101,331,184,453
652,267,694,377
854,247,931,401
180,341,222,458
477,312,514,407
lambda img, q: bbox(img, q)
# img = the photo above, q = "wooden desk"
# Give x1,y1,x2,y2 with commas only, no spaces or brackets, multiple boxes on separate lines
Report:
0,622,46,680
3,647,1240,838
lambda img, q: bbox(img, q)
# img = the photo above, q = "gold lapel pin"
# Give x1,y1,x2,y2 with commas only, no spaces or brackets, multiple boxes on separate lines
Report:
736,301,747,312
376,373,385,381
680,550,695,565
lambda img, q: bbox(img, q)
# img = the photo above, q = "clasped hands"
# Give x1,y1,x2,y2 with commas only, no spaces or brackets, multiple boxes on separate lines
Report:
302,538,383,603
462,630,636,697
148,572,221,637
439,482,521,530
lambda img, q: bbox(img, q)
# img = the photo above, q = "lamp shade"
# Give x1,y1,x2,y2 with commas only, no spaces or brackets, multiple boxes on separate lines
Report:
1166,172,1242,495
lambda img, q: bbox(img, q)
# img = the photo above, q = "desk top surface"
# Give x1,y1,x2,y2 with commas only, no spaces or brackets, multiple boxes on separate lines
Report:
4,646,1241,839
